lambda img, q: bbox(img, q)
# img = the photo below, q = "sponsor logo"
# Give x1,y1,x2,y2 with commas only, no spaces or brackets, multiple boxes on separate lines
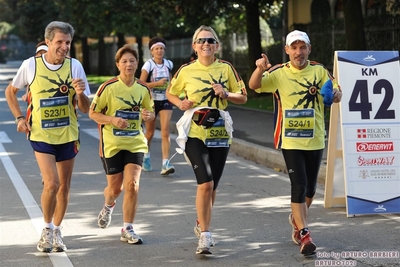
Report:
373,205,386,212
356,142,394,152
356,128,391,139
357,156,395,166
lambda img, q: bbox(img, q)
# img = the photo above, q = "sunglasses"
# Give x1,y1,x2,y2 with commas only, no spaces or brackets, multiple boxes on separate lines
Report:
194,38,218,44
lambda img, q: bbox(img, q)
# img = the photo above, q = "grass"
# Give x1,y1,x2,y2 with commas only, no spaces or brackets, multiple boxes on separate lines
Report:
86,75,274,112
86,75,114,84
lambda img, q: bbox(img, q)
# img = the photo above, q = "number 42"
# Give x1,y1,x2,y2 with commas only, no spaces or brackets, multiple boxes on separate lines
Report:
348,79,395,120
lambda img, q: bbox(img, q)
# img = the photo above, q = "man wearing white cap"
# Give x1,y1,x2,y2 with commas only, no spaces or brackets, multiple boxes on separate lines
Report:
248,30,342,256
21,41,49,102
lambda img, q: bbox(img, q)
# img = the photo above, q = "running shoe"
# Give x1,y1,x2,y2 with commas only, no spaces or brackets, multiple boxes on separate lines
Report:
143,157,152,172
53,228,67,252
196,233,213,254
300,231,317,255
120,225,143,244
288,213,301,245
37,228,53,253
97,204,114,228
194,220,215,246
160,160,175,175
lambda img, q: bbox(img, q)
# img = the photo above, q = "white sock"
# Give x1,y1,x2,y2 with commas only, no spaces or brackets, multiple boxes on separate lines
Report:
54,225,60,230
123,223,133,229
44,222,54,229
162,159,168,165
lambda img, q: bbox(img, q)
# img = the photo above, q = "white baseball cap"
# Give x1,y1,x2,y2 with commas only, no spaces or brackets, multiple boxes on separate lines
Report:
286,30,310,46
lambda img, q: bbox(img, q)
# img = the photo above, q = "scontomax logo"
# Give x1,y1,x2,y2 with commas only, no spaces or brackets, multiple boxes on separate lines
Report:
357,128,391,139
356,142,394,152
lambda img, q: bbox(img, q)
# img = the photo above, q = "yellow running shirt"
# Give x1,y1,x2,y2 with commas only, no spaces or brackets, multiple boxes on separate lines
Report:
256,61,339,150
90,77,154,158
169,58,247,142
27,56,79,144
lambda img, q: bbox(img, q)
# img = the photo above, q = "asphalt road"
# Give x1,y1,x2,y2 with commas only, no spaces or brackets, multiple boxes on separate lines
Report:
1,61,399,267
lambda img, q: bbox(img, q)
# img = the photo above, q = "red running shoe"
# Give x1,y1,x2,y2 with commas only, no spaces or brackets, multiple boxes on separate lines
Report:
288,213,301,245
300,231,316,255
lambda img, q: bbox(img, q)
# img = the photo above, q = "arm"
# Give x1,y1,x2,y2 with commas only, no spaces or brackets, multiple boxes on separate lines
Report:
5,82,31,132
139,69,167,88
212,83,247,104
166,87,193,111
72,78,91,113
248,53,272,90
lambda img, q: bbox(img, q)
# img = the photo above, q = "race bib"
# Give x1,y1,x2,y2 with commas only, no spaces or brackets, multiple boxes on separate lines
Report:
284,108,315,138
113,110,140,137
153,77,169,101
205,117,229,147
40,96,70,129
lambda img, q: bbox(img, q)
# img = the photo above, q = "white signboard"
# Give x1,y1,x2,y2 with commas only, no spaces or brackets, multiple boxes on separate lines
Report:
335,51,400,216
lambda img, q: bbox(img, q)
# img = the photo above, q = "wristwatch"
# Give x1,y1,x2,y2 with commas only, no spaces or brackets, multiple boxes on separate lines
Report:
15,116,25,124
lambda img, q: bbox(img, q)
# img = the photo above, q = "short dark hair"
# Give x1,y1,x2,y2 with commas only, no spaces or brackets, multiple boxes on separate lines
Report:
115,44,138,63
148,36,166,50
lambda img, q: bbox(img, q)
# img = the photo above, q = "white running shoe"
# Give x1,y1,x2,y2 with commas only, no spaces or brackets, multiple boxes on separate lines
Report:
37,228,53,253
120,225,143,244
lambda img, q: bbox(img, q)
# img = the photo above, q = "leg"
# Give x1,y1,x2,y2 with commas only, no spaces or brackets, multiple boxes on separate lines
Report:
35,152,59,224
158,109,172,160
144,118,156,150
53,158,75,226
121,163,141,223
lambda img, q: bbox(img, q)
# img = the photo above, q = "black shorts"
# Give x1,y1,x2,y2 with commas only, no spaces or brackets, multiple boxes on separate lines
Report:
184,137,229,189
281,149,323,203
30,140,79,162
101,150,144,175
154,100,173,116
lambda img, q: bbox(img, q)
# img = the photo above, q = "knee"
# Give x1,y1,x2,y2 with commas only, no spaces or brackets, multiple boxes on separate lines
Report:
198,181,213,194
44,181,60,196
124,179,140,194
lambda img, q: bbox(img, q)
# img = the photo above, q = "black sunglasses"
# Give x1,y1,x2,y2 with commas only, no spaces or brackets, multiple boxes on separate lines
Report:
195,38,218,44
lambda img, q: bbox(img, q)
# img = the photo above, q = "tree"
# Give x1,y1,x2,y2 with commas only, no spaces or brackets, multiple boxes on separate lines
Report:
343,0,366,50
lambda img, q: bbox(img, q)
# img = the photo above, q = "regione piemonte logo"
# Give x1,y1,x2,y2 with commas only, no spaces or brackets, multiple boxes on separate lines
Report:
356,142,394,152
356,128,391,139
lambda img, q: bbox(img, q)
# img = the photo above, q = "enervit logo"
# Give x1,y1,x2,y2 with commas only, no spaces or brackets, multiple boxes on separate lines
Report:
356,142,394,152
356,128,391,139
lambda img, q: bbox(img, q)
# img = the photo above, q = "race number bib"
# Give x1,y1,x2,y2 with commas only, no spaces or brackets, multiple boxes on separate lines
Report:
153,77,169,101
40,96,70,129
205,117,229,147
284,108,315,138
113,110,140,136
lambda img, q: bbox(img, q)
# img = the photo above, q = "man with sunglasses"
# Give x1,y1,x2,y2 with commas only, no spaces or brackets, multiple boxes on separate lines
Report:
248,30,342,256
167,25,247,255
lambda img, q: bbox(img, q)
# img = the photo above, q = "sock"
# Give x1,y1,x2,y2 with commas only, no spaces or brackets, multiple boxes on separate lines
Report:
144,153,150,158
106,201,115,210
200,231,210,236
123,223,133,229
54,225,60,230
300,228,309,237
162,159,168,165
44,222,54,229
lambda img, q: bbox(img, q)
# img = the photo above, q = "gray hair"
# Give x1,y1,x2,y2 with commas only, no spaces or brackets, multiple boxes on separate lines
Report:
192,25,219,44
44,21,74,41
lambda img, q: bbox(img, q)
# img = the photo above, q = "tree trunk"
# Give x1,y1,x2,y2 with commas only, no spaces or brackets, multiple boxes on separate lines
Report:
343,0,366,50
81,36,90,74
117,32,125,49
245,0,262,74
97,36,107,76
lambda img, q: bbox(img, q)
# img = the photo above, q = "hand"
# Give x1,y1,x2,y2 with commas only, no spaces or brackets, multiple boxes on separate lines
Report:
255,53,271,71
112,117,129,129
333,90,342,103
141,108,154,122
211,83,226,98
72,78,86,95
16,118,31,133
178,99,194,111
158,78,167,86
